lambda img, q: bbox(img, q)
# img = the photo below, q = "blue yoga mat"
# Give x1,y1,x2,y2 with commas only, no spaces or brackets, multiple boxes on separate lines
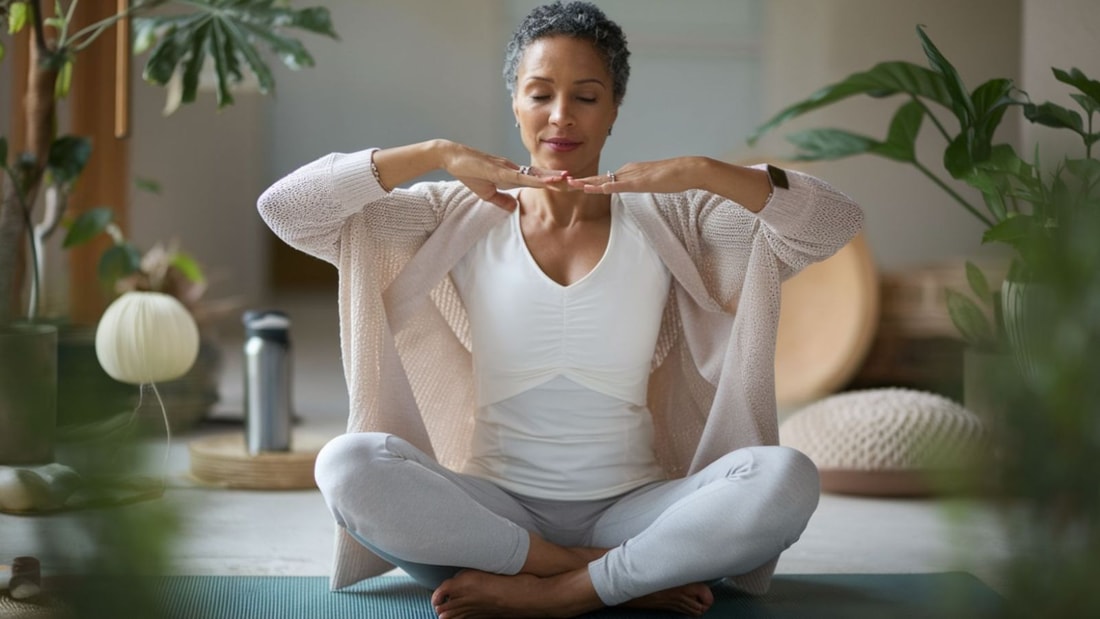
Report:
152,572,1002,618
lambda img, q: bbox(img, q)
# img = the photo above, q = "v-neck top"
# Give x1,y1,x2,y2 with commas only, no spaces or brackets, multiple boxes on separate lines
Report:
449,196,671,498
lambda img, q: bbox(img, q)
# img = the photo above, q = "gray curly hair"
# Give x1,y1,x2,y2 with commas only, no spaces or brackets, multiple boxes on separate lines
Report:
503,1,631,105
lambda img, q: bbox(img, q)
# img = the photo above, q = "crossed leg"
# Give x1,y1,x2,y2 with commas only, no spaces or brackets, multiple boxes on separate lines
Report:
431,445,820,618
316,433,818,618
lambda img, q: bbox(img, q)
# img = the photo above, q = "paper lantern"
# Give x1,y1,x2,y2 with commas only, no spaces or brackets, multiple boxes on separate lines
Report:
95,291,200,384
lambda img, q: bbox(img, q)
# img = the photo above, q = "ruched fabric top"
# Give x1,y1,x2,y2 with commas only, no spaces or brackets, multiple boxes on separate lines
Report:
449,196,671,499
451,197,671,408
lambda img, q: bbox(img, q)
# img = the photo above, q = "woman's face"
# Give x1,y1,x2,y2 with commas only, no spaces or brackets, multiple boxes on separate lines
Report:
513,36,618,177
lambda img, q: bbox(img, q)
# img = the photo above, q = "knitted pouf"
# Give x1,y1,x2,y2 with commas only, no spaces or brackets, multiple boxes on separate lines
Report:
779,388,985,496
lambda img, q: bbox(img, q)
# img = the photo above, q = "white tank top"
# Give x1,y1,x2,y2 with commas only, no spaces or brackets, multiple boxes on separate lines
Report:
449,196,670,499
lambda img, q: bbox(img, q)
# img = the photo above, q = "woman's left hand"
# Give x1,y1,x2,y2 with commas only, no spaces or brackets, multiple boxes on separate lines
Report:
567,157,709,194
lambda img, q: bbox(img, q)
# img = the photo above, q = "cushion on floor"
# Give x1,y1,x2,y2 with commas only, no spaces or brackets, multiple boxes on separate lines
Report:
779,388,985,496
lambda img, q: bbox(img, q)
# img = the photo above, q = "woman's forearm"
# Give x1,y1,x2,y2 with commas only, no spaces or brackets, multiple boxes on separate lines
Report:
372,140,454,191
694,158,773,214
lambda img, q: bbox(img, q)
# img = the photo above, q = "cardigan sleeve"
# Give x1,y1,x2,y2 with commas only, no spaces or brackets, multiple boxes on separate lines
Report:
653,164,863,306
257,148,470,265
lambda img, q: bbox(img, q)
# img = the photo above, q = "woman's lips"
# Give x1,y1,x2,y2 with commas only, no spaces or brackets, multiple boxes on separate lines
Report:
542,139,581,152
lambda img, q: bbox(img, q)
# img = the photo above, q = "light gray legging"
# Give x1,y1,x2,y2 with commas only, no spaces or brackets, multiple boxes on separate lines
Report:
314,432,820,606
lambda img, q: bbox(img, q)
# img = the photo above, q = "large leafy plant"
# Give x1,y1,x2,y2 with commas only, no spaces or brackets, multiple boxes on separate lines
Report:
0,0,337,324
748,25,1100,351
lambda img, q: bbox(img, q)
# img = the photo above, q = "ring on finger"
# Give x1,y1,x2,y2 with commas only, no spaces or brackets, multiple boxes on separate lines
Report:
606,171,616,183
519,165,532,176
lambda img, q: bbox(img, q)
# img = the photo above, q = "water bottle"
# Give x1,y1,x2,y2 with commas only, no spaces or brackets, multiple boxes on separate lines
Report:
243,310,292,454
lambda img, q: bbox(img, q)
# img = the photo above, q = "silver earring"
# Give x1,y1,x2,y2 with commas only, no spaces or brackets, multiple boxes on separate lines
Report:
515,121,519,128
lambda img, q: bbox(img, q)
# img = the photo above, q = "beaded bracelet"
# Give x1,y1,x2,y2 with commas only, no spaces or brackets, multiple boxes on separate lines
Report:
370,150,391,193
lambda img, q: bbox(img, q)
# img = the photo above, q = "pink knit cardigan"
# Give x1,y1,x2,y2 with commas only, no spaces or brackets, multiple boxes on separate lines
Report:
258,148,863,594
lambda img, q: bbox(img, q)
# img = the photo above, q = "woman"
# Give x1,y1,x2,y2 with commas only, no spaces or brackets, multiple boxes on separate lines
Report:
259,2,862,617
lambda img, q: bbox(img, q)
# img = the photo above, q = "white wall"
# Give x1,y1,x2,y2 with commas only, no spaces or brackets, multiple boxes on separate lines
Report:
264,0,511,182
758,0,1023,272
264,0,765,178
127,87,266,318
1020,0,1100,163
14,1,1094,307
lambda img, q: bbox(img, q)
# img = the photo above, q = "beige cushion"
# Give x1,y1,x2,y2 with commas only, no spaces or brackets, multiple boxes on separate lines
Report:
780,388,985,496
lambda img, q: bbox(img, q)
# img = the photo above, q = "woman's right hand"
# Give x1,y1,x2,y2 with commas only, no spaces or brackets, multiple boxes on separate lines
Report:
439,141,568,211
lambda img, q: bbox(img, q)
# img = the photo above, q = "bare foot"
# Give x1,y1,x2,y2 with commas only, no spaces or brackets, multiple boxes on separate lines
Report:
432,568,602,619
623,582,715,617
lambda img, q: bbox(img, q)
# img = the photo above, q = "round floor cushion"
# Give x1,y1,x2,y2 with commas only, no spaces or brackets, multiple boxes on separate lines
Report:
779,388,986,496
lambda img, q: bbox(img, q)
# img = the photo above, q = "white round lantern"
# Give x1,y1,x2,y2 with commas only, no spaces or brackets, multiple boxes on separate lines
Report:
95,291,200,384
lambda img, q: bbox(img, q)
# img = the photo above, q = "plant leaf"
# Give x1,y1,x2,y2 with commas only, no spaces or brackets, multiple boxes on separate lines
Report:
983,214,1040,249
875,99,924,162
1070,93,1100,117
916,25,975,126
235,19,315,71
63,207,114,248
749,61,950,145
132,16,159,55
966,261,993,304
267,6,339,39
944,131,974,179
1065,157,1100,182
786,129,880,160
134,177,162,194
8,1,27,34
945,287,994,347
169,251,205,284
219,17,275,94
970,78,1018,159
98,243,142,291
179,21,210,105
208,19,235,109
1024,102,1084,134
47,135,92,185
142,23,189,86
133,1,334,111
54,56,73,99
1053,67,1100,110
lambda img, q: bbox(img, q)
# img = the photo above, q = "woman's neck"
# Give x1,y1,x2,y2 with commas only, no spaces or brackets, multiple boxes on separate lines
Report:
520,188,611,228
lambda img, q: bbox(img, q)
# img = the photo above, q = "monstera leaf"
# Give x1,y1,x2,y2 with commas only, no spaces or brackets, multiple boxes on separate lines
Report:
135,0,338,110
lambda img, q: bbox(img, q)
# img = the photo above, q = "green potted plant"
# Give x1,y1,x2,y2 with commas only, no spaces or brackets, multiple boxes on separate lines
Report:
0,0,337,462
750,25,1100,616
58,199,240,432
747,25,1099,406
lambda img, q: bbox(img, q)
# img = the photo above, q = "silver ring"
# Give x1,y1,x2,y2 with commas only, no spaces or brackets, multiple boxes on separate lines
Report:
607,171,616,183
519,165,532,176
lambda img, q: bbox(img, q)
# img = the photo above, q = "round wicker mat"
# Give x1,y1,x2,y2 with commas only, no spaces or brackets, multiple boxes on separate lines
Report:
0,591,72,619
188,433,326,490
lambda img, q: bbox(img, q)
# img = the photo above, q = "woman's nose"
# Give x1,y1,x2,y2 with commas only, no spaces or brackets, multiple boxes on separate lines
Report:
549,98,574,126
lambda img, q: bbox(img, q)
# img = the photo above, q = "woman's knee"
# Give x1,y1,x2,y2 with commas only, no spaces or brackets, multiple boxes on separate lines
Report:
755,445,821,523
313,432,394,502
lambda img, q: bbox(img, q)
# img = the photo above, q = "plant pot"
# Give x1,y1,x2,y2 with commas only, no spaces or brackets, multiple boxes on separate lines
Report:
962,347,1015,424
0,323,58,464
57,325,137,427
1001,279,1047,383
57,326,222,434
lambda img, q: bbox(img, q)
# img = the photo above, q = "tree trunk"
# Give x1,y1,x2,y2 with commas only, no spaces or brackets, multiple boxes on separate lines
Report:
0,29,58,323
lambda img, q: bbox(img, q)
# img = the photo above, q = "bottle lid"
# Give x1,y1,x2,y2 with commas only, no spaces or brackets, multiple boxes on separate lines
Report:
243,310,290,342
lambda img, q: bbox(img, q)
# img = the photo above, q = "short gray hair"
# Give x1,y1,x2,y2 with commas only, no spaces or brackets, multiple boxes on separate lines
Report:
503,1,631,105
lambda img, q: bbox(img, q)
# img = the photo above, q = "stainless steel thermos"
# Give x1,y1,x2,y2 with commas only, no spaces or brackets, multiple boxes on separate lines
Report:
243,310,292,454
